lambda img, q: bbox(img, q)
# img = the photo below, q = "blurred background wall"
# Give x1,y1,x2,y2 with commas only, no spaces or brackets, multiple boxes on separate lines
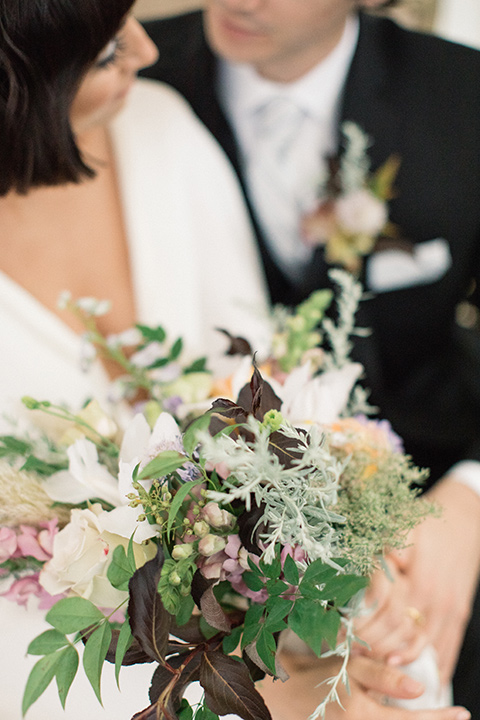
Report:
133,0,480,49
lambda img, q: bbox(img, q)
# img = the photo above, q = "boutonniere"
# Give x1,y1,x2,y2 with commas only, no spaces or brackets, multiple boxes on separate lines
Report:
301,121,403,274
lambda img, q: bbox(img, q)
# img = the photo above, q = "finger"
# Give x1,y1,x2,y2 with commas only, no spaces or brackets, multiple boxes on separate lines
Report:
347,656,425,699
386,630,429,668
369,622,427,661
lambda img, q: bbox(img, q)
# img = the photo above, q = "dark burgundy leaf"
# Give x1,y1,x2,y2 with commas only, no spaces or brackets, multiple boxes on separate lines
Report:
169,614,205,645
200,651,272,720
104,627,153,666
191,568,217,607
130,700,178,720
268,429,306,470
191,571,231,632
149,651,202,706
128,545,172,663
237,366,282,421
216,328,253,356
130,703,159,720
236,499,266,555
241,648,266,682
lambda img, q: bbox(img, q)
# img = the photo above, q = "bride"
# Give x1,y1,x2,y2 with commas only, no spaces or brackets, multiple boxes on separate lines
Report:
0,2,269,718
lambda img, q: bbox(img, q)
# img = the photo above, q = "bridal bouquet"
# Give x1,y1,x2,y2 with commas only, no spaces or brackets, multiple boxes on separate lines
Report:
0,272,431,720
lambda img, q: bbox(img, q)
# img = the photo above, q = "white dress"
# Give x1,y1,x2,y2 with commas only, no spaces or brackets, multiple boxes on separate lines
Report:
0,79,269,720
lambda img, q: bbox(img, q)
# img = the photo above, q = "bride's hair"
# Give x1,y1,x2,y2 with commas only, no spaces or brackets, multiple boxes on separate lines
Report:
0,0,135,196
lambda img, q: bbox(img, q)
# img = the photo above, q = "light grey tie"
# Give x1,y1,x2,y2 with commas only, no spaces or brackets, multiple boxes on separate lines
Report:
245,96,315,280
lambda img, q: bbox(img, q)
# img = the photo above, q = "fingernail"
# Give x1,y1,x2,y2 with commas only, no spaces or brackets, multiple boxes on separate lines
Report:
455,710,471,720
388,655,402,666
400,676,424,694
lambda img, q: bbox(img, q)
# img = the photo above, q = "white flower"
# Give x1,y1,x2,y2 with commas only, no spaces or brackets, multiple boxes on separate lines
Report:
76,297,111,317
43,438,121,507
106,327,143,349
130,342,166,368
279,360,363,426
336,188,388,236
40,504,156,609
106,412,184,542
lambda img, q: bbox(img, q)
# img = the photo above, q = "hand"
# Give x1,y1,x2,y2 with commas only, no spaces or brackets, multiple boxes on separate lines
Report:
258,653,470,720
389,476,480,683
354,558,428,663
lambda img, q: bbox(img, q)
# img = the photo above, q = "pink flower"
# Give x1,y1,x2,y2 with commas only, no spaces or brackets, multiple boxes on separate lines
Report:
0,527,18,563
1,574,44,607
280,544,305,568
16,522,57,562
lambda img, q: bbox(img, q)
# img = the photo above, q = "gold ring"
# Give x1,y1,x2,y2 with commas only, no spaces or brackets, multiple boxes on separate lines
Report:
405,606,426,626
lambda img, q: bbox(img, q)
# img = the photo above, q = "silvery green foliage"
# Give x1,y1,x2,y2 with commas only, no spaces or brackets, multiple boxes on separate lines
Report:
322,269,367,370
200,417,348,566
339,121,372,194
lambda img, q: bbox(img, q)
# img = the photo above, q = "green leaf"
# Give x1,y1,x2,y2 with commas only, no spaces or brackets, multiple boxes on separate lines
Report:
282,554,299,586
21,455,67,475
27,629,69,656
222,624,243,655
265,579,289,597
170,337,183,361
183,412,213,456
55,645,79,709
299,559,338,589
83,622,113,704
166,478,205,537
176,594,195,626
22,651,65,715
178,698,194,720
137,450,186,480
184,357,208,374
242,572,265,592
241,605,264,649
107,544,136,591
264,598,293,628
136,324,166,343
287,599,342,656
46,597,105,634
0,435,31,455
195,703,220,720
115,620,133,687
260,556,281,580
255,627,277,676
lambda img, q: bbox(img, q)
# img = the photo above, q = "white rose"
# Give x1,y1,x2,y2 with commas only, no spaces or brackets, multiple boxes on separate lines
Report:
336,189,388,236
40,504,156,609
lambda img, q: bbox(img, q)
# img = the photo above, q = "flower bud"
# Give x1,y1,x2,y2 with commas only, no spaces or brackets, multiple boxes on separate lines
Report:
198,534,227,557
169,571,182,586
171,543,194,560
202,502,235,529
193,520,210,538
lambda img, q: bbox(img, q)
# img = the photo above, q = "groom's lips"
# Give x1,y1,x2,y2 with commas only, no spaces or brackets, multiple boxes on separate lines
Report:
217,15,269,40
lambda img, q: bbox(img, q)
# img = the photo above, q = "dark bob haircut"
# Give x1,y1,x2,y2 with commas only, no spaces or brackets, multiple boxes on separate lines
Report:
0,0,135,195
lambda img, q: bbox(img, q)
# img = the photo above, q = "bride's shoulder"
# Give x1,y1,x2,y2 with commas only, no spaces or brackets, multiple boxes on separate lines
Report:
122,78,202,134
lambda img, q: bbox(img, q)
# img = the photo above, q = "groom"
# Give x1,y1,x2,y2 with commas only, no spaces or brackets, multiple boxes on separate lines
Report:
141,0,480,715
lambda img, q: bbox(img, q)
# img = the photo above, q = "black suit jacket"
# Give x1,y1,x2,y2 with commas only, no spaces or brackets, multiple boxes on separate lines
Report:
141,11,480,485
